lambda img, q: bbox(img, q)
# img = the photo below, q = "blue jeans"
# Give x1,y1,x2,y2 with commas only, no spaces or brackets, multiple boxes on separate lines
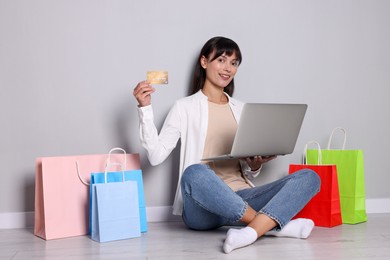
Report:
181,163,320,231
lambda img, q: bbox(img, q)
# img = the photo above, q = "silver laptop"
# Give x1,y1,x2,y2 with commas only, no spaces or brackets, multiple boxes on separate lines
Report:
201,103,307,161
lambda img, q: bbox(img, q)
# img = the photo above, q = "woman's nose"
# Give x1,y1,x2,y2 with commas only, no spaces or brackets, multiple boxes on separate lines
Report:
224,63,232,72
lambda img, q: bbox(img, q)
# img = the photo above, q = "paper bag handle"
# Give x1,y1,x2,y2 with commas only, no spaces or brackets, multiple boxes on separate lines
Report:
76,147,128,186
303,141,322,165
76,161,90,186
104,147,127,184
327,127,346,150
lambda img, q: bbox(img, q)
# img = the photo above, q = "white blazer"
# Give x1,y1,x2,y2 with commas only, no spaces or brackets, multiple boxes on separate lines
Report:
137,90,261,215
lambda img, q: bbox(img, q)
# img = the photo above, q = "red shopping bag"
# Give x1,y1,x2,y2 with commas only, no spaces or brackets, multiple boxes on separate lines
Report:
34,149,140,240
289,141,342,228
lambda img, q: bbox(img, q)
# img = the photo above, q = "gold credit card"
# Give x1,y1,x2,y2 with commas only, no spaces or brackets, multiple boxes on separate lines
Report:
146,71,168,84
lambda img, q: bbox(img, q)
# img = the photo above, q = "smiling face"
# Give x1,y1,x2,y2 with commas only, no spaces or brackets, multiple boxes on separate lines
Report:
201,51,240,90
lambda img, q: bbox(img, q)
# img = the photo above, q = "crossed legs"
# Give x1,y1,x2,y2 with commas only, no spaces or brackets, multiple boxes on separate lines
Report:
180,164,321,254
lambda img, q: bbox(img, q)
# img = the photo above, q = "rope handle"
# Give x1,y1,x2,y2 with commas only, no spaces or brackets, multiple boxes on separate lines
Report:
76,147,128,186
327,127,346,150
104,147,127,184
303,140,322,165
76,161,89,186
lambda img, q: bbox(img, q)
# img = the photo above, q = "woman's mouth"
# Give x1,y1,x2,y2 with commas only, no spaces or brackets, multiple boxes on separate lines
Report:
220,74,231,80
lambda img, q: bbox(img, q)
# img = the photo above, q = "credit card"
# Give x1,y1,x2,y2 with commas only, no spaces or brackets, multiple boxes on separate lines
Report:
146,71,168,84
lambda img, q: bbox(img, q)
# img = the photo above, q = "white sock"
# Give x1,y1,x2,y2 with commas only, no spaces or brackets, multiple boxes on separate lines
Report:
223,226,258,254
265,218,315,239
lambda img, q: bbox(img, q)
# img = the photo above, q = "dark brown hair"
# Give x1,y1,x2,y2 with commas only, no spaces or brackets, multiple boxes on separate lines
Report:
190,36,242,96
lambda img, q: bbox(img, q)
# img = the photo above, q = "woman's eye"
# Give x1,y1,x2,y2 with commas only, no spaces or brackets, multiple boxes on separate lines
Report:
218,58,225,63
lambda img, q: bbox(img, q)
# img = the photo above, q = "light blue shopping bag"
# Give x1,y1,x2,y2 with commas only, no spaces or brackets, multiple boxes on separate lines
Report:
91,170,147,233
88,148,148,234
90,148,141,242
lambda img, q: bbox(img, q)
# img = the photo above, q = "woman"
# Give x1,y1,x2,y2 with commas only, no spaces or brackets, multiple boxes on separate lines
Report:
133,36,320,254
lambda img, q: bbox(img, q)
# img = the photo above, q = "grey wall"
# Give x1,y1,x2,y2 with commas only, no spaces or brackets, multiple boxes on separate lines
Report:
1,0,389,215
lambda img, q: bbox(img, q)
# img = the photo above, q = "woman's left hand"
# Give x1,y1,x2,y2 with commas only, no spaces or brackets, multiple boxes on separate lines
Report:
243,155,277,171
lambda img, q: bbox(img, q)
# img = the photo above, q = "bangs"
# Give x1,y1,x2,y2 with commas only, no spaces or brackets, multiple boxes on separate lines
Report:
209,38,242,64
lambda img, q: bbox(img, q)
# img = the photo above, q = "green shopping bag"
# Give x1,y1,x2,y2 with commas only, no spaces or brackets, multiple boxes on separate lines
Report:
306,128,367,224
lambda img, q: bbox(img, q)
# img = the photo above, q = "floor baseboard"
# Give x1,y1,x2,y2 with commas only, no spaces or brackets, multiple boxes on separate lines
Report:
1,198,389,229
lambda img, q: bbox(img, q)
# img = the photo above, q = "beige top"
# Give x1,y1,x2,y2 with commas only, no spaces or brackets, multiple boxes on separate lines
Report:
203,101,251,191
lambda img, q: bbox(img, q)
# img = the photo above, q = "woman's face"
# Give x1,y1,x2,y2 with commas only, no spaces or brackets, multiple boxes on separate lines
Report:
201,51,239,90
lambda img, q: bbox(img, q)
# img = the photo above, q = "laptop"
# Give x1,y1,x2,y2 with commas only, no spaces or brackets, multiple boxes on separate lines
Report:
201,103,308,161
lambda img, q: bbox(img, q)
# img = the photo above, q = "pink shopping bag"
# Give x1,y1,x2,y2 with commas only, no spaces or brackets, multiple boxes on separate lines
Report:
34,150,140,240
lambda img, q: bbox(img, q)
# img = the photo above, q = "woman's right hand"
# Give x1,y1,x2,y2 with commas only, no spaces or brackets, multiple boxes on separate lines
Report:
133,80,155,107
